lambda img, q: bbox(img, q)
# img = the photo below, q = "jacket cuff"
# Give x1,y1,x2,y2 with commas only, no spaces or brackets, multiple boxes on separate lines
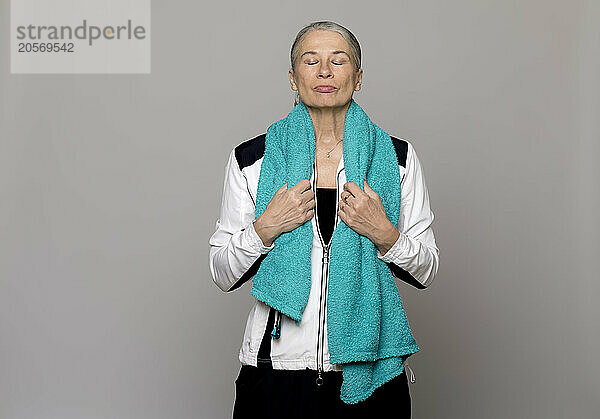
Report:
377,231,407,263
245,220,275,254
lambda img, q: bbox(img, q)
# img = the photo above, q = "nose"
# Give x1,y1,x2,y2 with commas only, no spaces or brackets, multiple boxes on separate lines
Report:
317,61,333,79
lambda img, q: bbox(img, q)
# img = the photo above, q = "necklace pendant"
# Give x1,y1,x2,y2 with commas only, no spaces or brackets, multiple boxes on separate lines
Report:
326,152,331,158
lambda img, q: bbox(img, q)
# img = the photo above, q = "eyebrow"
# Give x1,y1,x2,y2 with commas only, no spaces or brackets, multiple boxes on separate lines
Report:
300,50,350,59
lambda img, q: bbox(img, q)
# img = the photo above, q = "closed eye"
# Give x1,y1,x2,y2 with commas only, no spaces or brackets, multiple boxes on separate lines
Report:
306,61,345,65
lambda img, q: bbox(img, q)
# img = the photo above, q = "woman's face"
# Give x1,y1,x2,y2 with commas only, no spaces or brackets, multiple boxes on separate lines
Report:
289,30,362,109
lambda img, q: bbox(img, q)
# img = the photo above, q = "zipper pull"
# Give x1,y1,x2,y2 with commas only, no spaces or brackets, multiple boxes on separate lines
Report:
316,370,324,387
322,245,330,263
405,362,416,384
271,311,281,339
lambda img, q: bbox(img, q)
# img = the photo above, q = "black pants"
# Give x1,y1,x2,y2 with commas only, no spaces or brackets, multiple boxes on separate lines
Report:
232,365,411,418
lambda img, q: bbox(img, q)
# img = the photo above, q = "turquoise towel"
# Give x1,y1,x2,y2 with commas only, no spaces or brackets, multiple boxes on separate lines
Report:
250,98,420,404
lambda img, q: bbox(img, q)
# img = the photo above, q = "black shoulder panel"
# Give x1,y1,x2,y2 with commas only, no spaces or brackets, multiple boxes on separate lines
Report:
234,133,405,169
234,133,266,171
390,136,408,168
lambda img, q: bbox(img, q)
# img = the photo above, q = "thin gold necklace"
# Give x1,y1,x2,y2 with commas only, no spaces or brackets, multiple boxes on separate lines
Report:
320,138,343,158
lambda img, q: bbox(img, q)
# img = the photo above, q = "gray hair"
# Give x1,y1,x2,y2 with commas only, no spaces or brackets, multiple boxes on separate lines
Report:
290,21,362,106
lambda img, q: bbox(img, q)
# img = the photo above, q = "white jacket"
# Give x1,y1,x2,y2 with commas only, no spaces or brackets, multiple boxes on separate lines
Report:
209,133,439,385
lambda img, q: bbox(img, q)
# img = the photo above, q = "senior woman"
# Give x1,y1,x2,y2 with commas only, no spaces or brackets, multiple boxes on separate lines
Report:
209,21,439,418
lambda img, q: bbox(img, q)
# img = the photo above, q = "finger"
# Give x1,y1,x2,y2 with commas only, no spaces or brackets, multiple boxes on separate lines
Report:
343,182,362,197
300,184,315,196
276,183,288,194
293,178,312,192
337,202,347,222
363,179,378,198
339,199,351,211
300,187,315,203
303,192,316,207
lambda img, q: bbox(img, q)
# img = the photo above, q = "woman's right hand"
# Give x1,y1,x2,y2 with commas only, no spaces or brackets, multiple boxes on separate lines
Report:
252,179,315,247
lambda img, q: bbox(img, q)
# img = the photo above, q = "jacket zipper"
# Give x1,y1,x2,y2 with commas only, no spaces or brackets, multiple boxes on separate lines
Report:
316,244,329,386
314,162,343,387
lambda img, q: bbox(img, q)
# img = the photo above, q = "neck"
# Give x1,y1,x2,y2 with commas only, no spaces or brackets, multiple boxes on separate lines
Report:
306,100,351,146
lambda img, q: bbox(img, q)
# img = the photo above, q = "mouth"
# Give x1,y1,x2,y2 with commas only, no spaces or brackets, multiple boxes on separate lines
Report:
314,85,337,93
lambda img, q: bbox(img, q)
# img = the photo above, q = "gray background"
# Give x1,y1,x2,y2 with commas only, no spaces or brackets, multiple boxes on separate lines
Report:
1,1,599,418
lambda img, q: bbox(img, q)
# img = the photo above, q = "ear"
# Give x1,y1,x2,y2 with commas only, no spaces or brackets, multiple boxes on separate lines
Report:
289,69,297,91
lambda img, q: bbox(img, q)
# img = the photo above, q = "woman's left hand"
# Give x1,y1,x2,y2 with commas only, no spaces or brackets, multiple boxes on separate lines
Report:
338,180,400,254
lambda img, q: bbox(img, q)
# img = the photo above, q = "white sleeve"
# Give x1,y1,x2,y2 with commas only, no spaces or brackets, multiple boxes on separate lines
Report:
208,148,274,292
376,142,440,288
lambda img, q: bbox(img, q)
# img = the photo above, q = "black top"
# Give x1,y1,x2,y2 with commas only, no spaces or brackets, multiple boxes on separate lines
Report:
315,187,337,246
